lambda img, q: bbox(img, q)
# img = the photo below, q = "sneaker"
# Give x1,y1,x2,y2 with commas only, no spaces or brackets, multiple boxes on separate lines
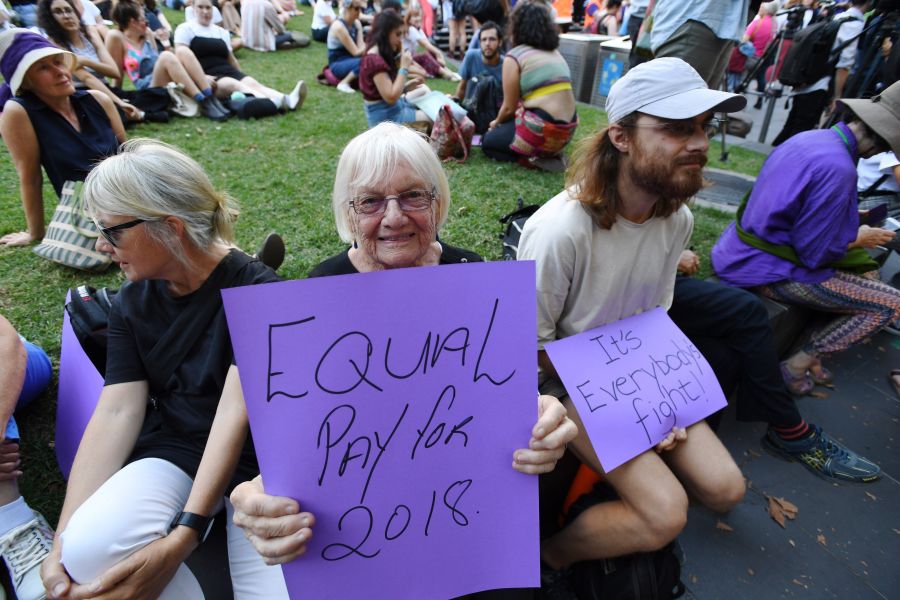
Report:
0,512,55,600
448,71,462,82
539,561,576,600
336,82,355,94
200,95,229,121
285,79,308,111
761,425,881,483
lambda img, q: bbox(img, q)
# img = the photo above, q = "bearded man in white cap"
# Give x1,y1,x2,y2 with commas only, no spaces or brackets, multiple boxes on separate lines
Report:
517,57,748,590
521,57,885,596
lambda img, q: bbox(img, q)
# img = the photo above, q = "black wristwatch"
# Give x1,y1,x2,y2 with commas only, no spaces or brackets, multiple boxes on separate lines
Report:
169,512,215,543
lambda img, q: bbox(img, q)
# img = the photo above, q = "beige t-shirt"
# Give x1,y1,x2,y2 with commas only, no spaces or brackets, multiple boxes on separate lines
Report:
517,189,693,350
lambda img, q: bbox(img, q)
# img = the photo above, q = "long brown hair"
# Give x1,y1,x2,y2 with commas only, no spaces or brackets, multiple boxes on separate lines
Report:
566,113,636,230
567,113,690,229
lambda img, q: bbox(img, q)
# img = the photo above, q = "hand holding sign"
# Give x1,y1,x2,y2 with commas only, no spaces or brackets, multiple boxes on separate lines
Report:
544,308,727,472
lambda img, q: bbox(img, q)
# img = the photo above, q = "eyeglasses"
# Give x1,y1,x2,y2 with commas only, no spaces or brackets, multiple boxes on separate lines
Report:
94,218,147,247
350,188,435,215
622,118,724,140
52,6,76,15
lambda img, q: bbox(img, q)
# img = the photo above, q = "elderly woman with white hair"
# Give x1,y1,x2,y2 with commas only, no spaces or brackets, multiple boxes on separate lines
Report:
227,124,578,591
39,139,287,600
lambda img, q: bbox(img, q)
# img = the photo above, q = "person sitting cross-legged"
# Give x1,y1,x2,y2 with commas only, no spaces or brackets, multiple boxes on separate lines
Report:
712,82,900,396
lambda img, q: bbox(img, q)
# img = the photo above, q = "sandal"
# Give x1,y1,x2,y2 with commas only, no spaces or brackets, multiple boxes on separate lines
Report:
809,364,834,385
780,361,813,396
889,369,900,400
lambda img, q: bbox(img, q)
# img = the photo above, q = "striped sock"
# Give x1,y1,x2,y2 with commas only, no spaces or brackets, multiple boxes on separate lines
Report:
773,420,811,441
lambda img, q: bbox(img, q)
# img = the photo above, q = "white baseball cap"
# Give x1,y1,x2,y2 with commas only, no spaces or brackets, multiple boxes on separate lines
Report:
604,57,747,124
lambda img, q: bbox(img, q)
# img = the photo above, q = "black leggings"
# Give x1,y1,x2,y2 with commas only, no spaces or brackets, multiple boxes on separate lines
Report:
668,276,803,430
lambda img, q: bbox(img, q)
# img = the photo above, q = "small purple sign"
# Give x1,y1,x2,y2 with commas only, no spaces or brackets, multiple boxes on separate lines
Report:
223,261,539,599
544,308,727,472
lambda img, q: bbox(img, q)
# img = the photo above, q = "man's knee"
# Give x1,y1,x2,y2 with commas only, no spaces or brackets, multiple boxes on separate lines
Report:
699,465,746,513
626,484,688,551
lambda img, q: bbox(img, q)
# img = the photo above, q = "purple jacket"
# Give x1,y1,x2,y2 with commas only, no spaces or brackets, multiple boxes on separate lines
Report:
712,123,860,286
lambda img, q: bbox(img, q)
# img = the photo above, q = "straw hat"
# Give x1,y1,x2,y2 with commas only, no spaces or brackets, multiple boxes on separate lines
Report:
840,81,900,156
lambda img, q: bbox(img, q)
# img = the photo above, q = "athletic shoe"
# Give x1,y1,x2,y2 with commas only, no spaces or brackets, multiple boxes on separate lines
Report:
0,512,54,600
336,82,355,94
448,71,462,82
761,425,881,483
286,79,308,111
200,95,229,121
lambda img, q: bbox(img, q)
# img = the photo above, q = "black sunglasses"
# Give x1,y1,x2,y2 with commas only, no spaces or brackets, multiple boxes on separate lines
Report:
95,218,147,247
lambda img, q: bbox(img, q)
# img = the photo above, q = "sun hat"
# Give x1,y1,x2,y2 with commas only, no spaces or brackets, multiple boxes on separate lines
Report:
839,80,900,156
604,57,747,125
0,28,75,107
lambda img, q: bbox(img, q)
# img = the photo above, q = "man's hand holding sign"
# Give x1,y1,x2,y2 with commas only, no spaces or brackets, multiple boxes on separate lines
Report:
544,308,727,473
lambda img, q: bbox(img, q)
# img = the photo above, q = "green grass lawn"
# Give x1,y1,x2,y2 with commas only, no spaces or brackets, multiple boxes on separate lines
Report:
0,9,765,524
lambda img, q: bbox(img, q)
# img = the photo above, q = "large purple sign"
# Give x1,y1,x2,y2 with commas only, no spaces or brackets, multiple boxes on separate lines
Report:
545,308,727,472
223,261,539,599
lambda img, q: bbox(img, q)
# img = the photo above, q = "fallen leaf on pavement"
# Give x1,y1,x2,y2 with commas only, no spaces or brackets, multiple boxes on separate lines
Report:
865,492,877,501
810,390,829,399
716,520,734,532
817,534,827,546
768,496,786,528
789,539,796,547
748,568,754,576
773,496,798,518
767,495,798,528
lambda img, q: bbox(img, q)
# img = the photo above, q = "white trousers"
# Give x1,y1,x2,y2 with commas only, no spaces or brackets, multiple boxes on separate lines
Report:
60,458,289,599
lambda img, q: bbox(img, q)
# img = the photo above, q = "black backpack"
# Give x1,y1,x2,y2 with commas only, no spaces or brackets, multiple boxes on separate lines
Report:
565,481,686,600
778,15,860,87
463,73,504,135
570,546,686,600
65,285,117,376
499,198,539,260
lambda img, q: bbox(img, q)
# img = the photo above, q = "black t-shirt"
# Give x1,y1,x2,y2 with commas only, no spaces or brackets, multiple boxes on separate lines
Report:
105,249,280,491
308,243,483,277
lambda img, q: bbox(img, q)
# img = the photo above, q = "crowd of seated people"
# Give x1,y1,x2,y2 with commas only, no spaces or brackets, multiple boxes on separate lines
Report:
2,2,900,599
